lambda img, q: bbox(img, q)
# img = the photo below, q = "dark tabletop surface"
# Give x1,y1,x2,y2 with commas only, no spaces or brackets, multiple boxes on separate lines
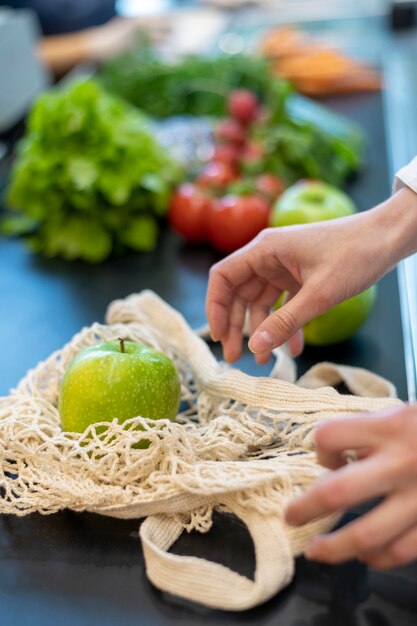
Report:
0,90,408,398
0,69,414,626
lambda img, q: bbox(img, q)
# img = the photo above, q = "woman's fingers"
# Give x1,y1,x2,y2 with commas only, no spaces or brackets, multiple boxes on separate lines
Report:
312,408,412,470
288,329,304,357
305,489,417,564
316,446,372,471
314,411,397,457
220,277,274,362
276,290,304,357
248,286,318,353
206,251,255,341
361,518,417,570
221,295,247,362
284,406,417,568
206,283,233,343
285,453,401,527
249,283,282,364
249,284,281,336
312,415,381,470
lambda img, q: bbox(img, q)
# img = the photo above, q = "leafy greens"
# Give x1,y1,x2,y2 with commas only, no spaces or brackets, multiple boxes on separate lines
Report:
4,80,182,262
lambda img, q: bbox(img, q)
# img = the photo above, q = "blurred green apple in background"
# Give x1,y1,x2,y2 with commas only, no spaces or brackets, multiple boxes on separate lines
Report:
269,180,357,227
59,339,181,437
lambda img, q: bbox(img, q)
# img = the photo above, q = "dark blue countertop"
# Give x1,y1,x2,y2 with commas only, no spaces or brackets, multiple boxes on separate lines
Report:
0,53,414,626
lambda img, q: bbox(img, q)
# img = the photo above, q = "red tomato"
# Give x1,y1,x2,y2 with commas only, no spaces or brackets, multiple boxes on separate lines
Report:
255,174,285,201
196,162,238,190
214,118,246,146
211,144,240,168
168,183,212,243
206,194,270,254
228,89,261,126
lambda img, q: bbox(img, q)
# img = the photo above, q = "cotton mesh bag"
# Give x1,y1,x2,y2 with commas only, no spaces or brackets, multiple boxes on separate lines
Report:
0,291,401,611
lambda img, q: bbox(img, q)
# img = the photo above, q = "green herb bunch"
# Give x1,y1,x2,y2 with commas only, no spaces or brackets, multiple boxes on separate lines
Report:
4,80,182,262
100,46,364,188
100,46,273,119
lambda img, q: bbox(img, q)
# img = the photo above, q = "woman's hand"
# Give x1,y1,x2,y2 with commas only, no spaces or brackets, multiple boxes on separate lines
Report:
205,190,408,363
285,405,417,570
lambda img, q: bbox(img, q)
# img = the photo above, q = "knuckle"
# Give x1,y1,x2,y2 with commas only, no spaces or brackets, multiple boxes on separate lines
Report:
351,526,375,553
256,227,281,249
209,258,227,274
208,262,221,278
311,287,333,313
211,266,234,291
259,227,276,241
271,307,298,338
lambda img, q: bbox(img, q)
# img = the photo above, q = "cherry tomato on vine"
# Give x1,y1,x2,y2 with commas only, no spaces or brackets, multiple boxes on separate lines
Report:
214,118,247,146
228,89,261,126
255,174,286,202
196,162,238,190
211,144,240,169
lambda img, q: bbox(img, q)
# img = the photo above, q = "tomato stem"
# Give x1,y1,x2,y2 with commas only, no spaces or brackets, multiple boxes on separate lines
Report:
119,338,125,353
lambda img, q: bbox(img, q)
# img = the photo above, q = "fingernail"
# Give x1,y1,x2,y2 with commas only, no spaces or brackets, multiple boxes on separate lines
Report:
249,330,274,354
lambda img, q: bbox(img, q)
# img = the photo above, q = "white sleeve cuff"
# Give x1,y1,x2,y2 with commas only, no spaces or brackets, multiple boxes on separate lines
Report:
394,156,417,194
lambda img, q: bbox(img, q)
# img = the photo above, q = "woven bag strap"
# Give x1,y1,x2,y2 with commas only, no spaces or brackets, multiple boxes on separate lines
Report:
139,498,294,611
296,361,397,398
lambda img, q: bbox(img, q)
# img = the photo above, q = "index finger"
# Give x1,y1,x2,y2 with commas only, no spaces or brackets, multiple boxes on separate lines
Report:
285,453,391,527
313,408,402,461
206,251,253,341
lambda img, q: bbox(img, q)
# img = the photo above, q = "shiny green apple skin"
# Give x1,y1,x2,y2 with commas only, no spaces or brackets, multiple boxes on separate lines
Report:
59,340,181,433
269,181,357,227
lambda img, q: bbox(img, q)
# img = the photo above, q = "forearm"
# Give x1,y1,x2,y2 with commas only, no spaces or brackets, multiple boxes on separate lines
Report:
37,32,91,74
367,186,417,272
36,18,143,75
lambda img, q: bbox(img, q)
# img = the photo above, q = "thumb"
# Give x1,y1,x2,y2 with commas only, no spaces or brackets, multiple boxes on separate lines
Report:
248,287,318,354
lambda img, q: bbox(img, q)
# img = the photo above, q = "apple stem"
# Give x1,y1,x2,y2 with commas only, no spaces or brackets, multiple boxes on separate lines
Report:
119,338,125,353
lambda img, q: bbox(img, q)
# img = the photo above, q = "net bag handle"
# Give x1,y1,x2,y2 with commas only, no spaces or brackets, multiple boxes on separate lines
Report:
139,497,294,611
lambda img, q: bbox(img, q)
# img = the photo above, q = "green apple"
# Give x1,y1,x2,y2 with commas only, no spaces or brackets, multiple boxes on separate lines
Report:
59,339,181,436
269,180,357,227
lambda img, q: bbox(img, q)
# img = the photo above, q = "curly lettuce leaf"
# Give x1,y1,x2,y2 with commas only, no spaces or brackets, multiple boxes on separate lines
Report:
4,79,183,262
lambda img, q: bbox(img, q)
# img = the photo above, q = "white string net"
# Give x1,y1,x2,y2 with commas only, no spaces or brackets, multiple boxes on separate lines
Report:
0,291,402,609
